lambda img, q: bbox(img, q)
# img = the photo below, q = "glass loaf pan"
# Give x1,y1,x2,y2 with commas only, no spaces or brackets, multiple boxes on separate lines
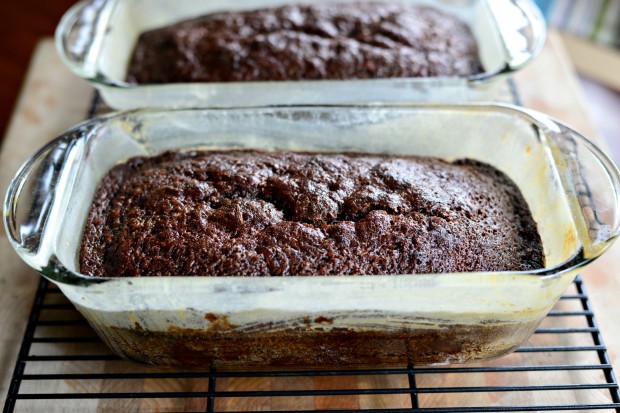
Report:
55,0,545,109
4,105,619,368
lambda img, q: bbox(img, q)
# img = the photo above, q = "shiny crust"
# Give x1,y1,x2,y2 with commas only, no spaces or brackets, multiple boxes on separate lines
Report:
127,3,483,83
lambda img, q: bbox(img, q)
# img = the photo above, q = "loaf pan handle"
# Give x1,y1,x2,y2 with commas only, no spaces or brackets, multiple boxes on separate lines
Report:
474,0,546,80
3,135,83,272
55,0,116,83
551,122,620,261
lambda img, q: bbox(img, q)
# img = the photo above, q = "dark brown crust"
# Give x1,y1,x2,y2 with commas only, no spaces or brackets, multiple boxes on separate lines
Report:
127,3,483,83
79,150,544,277
99,316,542,368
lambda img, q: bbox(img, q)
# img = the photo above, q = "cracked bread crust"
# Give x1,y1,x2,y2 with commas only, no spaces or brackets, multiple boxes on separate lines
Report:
79,150,544,277
127,3,483,83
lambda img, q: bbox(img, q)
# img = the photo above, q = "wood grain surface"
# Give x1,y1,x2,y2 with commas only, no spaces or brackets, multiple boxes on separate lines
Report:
0,31,619,411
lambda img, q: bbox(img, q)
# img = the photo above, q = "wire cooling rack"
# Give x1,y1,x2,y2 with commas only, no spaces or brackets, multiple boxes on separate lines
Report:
4,85,620,412
3,276,620,412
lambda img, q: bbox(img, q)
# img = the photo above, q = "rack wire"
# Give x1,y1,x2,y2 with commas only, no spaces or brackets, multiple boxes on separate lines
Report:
3,276,620,412
4,85,620,412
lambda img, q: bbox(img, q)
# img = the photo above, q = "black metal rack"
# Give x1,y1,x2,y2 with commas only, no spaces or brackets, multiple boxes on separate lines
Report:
3,276,620,412
4,87,620,412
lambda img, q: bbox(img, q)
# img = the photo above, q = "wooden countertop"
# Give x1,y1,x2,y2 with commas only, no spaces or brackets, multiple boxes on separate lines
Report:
1,32,619,411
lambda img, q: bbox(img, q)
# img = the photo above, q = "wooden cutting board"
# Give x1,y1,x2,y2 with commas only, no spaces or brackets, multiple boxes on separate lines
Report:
1,31,619,411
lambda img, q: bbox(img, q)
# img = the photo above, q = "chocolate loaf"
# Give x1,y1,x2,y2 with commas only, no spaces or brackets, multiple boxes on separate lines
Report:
80,150,544,277
127,3,484,83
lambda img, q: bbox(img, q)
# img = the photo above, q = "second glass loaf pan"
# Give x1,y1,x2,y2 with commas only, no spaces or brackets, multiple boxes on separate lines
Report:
56,0,546,108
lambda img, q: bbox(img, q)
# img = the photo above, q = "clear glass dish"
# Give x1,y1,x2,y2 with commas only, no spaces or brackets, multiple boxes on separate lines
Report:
55,0,546,109
4,104,619,368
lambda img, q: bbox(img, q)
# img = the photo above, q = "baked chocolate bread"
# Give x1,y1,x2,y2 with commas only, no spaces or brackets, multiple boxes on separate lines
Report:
127,3,484,83
80,151,544,277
